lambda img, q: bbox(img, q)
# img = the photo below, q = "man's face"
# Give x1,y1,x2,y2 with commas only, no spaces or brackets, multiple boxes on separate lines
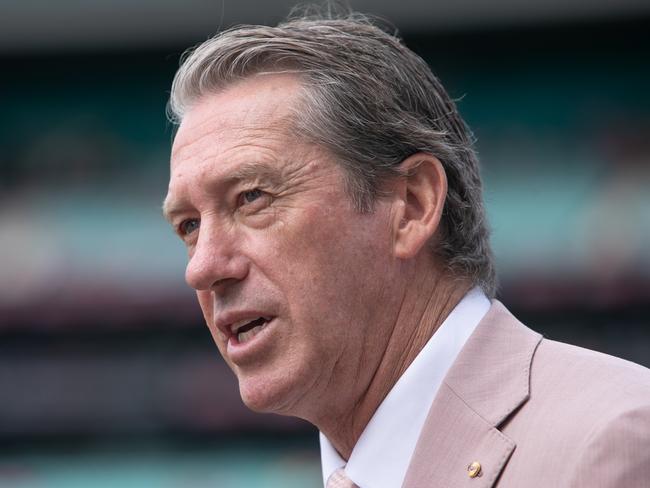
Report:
164,74,403,420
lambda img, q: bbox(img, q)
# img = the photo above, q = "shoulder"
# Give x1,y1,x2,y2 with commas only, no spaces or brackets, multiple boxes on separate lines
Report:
533,337,650,412
497,322,650,486
523,335,650,434
520,337,650,486
567,400,650,487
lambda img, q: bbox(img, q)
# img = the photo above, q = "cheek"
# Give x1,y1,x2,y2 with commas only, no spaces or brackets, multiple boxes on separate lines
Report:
285,210,391,317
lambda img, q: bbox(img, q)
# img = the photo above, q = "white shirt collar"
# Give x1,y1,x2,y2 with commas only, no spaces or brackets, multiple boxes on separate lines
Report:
320,287,491,488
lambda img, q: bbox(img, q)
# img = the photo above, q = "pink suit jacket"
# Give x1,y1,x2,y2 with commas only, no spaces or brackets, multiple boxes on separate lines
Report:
402,301,650,488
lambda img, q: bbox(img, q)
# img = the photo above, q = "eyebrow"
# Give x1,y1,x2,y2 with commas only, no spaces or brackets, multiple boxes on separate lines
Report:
223,160,284,186
162,160,284,223
161,197,186,224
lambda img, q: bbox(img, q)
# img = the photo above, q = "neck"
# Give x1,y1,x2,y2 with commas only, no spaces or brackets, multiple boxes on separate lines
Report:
320,265,472,459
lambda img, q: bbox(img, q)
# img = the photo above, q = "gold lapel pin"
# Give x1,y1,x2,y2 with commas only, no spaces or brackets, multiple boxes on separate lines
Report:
467,461,482,478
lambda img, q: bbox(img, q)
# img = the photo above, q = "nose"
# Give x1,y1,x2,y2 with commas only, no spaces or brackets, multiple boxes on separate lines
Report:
184,221,249,293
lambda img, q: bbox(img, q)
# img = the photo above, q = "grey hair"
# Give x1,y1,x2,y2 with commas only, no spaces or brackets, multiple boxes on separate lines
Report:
168,10,497,297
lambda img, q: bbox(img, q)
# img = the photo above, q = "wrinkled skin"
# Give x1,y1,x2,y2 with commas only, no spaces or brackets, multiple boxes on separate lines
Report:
165,73,404,417
164,73,464,458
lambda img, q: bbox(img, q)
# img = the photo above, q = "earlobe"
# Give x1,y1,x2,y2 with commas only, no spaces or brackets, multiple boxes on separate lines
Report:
392,153,447,259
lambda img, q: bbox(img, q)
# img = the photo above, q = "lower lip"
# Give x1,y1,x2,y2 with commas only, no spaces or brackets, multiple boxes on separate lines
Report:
226,318,276,363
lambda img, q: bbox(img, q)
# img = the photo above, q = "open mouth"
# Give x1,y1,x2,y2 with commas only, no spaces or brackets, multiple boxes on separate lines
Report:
230,316,272,344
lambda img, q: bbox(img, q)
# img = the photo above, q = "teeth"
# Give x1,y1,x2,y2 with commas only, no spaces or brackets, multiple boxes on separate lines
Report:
238,321,267,343
230,318,262,335
228,316,271,344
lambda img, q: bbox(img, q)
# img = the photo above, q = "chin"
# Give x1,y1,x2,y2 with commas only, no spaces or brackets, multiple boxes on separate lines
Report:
237,372,304,416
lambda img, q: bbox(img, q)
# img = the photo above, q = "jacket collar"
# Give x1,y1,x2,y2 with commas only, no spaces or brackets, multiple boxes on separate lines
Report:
402,300,542,488
443,300,542,427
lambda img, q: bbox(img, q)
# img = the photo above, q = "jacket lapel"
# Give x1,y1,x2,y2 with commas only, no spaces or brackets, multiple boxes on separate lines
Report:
402,301,542,488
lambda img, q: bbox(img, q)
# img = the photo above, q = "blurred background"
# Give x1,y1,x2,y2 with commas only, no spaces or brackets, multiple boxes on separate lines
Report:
1,0,649,486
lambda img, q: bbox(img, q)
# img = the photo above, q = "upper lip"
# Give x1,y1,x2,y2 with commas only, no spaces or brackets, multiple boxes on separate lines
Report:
213,311,273,338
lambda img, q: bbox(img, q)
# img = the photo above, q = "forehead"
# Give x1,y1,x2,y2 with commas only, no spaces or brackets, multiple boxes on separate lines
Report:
171,73,303,165
164,73,340,218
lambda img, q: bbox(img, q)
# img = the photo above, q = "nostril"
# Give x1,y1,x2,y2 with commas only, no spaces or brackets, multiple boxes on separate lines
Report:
211,277,241,290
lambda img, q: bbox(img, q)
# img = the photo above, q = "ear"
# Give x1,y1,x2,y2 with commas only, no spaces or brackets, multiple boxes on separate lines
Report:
390,153,447,259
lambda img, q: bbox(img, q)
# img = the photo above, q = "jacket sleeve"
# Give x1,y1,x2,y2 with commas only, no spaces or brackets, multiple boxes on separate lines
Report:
568,404,650,488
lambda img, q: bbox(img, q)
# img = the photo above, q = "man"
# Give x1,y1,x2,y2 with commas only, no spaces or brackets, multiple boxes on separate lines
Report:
162,11,650,488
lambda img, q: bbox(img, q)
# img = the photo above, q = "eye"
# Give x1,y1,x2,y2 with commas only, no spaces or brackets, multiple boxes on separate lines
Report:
240,189,263,204
178,218,200,236
236,188,272,214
